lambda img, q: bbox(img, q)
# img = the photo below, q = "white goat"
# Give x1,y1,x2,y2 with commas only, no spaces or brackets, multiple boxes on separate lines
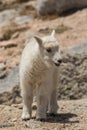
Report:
20,30,62,121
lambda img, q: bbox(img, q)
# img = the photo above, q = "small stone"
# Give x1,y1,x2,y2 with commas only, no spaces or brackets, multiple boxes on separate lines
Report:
0,71,7,79
0,63,6,71
25,119,42,128
14,16,33,25
0,122,14,128
11,103,22,109
11,32,19,39
0,57,6,63
0,41,17,48
12,118,17,122
41,127,50,130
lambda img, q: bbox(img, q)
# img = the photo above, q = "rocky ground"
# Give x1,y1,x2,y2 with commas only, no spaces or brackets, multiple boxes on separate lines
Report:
0,99,87,130
0,0,87,129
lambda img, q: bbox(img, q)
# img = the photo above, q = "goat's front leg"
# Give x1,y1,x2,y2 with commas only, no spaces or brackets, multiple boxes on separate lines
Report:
21,84,33,120
48,89,58,116
36,84,48,121
48,71,58,116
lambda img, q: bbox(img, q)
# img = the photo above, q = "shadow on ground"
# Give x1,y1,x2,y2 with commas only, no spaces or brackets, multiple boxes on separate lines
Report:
45,113,79,124
60,7,87,17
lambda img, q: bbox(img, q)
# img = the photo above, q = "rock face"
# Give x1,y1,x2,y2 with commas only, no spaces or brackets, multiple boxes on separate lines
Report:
37,0,87,15
66,42,87,54
0,66,19,93
58,52,87,100
0,9,18,28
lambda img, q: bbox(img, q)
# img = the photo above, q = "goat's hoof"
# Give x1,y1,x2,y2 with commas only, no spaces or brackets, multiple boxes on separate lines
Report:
36,118,46,122
22,114,30,121
48,113,57,117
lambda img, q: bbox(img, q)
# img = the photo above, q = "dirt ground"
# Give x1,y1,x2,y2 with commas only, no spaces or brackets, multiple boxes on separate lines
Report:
0,99,87,130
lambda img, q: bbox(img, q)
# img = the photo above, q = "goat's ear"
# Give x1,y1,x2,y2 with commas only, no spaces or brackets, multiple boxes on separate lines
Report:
51,30,55,37
34,36,43,46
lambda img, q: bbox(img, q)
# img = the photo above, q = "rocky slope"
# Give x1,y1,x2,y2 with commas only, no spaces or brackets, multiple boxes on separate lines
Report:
0,1,87,129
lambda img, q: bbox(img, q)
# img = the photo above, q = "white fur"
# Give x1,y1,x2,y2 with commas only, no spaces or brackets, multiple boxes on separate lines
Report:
20,31,62,120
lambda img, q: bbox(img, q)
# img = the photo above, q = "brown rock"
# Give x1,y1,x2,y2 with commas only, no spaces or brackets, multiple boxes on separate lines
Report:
0,57,6,63
0,41,17,48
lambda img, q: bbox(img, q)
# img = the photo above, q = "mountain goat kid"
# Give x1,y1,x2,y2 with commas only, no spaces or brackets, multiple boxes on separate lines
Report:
20,30,62,121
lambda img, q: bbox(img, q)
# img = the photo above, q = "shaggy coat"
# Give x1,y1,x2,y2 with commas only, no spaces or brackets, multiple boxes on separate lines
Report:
20,31,62,120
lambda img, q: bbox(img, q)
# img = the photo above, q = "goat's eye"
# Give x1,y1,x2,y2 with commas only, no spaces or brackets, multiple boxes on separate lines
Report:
46,48,52,53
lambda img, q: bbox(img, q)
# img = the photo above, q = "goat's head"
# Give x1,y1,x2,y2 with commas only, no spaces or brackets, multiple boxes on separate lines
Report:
34,30,62,67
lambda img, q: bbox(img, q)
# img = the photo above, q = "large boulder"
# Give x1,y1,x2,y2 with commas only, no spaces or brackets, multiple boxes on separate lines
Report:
37,0,87,15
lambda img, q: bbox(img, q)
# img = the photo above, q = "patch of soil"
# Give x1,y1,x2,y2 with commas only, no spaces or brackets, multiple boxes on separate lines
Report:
0,99,87,130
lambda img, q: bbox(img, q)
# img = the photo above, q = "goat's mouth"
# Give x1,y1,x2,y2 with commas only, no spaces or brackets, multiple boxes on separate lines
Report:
54,60,62,66
54,62,61,66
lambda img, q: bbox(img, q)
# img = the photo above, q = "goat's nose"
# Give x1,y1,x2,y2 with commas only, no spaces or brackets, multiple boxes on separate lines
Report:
58,59,62,64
